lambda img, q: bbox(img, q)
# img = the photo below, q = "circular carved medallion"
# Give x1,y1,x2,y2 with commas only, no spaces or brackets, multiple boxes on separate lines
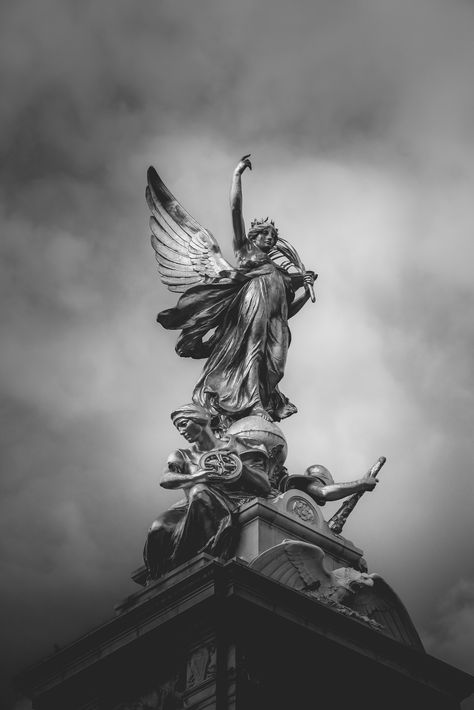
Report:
289,498,316,523
198,450,242,482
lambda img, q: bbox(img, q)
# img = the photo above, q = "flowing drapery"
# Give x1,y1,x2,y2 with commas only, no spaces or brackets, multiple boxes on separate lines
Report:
158,259,296,421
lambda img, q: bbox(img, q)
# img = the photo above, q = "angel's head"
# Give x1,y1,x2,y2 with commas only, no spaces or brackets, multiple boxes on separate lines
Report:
171,403,210,442
248,217,278,253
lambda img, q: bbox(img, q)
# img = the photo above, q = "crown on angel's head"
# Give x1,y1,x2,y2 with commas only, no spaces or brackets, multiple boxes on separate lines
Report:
249,217,279,235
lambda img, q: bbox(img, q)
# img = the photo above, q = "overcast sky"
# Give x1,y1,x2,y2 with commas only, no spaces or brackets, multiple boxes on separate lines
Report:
1,0,474,707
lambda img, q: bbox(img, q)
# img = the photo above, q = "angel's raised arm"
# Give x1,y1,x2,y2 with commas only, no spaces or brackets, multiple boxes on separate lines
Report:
230,155,252,254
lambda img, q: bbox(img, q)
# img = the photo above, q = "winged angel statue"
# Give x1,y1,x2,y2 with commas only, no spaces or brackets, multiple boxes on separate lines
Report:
146,155,317,428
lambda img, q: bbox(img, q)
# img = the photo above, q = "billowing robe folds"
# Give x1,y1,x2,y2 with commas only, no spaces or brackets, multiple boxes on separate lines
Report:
158,258,296,421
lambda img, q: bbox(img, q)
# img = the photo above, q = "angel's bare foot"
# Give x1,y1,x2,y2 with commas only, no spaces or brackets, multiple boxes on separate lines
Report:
251,407,273,422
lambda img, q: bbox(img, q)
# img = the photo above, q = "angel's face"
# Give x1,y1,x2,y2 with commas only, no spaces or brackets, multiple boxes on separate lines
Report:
251,227,277,253
175,417,203,442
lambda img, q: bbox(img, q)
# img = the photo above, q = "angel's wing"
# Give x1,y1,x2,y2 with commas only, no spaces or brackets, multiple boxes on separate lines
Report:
350,575,424,650
146,167,233,293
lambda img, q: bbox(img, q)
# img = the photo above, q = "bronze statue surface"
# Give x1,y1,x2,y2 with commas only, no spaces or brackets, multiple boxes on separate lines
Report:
143,156,384,586
147,155,316,428
144,405,281,581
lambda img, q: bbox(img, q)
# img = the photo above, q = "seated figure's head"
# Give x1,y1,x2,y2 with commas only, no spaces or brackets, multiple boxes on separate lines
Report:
305,464,334,487
248,217,278,252
171,403,211,443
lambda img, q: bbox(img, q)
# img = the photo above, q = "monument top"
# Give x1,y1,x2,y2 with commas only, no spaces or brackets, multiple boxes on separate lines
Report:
141,156,387,629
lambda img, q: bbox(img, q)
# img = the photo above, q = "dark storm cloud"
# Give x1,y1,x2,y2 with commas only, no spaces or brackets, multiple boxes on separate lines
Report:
424,580,474,676
2,0,474,708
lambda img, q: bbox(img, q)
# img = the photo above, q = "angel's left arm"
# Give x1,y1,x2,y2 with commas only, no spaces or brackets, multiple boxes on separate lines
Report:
288,291,311,319
288,271,316,318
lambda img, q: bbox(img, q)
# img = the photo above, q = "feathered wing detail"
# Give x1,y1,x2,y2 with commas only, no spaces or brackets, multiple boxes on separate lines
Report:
146,166,233,293
349,575,424,650
249,540,332,592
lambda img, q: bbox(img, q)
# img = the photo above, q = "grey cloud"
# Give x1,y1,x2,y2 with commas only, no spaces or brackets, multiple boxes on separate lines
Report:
424,579,474,677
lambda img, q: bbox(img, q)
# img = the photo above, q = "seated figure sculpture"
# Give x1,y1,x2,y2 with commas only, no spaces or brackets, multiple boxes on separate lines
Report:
144,406,381,581
144,404,273,581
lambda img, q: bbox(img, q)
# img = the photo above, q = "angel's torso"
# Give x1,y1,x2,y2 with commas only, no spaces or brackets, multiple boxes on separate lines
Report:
236,248,292,321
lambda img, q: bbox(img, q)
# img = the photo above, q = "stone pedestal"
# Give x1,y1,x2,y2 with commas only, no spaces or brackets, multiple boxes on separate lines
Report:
21,496,474,710
132,491,363,587
236,490,364,570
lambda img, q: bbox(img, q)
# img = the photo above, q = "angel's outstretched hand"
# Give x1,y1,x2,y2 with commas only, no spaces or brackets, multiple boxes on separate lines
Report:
235,154,252,175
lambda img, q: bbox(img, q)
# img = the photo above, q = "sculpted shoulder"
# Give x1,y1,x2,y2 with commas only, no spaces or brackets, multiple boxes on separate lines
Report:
166,448,189,473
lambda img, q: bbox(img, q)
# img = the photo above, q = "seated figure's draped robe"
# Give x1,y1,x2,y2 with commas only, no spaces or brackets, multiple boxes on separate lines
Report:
144,436,272,580
158,256,296,422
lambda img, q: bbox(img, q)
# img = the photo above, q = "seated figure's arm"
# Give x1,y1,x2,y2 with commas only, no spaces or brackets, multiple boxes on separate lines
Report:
239,453,272,497
160,451,205,489
306,476,377,504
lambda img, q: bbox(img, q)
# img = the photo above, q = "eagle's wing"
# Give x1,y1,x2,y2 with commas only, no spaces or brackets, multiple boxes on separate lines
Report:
350,574,424,649
146,167,233,293
249,540,332,592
